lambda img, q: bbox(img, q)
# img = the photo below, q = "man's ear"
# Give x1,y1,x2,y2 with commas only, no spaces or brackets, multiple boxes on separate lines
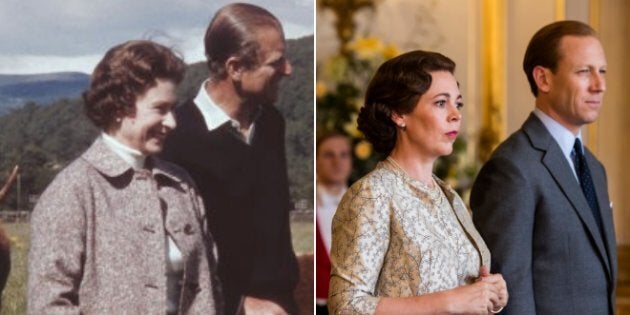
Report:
226,56,243,80
533,66,552,94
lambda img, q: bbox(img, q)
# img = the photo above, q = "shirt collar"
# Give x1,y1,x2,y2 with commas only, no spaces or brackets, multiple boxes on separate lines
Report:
193,80,233,131
101,132,146,170
193,79,262,144
533,108,582,161
83,137,183,184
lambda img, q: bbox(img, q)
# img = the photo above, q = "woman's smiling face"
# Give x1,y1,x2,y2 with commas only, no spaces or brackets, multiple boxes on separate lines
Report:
111,79,178,155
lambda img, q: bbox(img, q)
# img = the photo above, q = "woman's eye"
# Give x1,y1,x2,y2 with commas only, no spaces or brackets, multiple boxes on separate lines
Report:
435,100,446,107
456,102,464,109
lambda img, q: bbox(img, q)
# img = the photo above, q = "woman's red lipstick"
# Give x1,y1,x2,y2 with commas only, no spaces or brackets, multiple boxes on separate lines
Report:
446,131,458,138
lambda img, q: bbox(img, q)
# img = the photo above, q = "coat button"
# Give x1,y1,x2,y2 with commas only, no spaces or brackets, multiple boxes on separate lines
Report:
183,224,194,235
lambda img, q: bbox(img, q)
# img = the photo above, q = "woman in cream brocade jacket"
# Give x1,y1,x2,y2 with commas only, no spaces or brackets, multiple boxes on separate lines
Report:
328,158,491,314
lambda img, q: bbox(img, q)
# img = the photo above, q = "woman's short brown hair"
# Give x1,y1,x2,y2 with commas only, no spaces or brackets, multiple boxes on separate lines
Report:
357,50,456,155
83,40,185,130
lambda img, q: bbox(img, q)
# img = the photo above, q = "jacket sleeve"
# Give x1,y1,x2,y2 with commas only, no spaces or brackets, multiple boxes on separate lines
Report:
328,181,390,315
186,175,225,314
247,111,299,310
470,156,537,314
28,170,85,315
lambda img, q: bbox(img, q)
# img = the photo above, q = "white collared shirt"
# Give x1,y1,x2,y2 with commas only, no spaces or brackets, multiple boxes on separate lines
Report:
316,183,347,253
533,108,582,179
193,80,257,144
101,133,146,170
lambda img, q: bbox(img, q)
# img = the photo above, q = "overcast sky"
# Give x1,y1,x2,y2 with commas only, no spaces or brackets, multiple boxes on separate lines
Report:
0,0,313,74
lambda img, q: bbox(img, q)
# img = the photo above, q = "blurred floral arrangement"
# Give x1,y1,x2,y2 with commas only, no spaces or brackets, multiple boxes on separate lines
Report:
316,0,478,196
316,36,396,180
316,36,478,195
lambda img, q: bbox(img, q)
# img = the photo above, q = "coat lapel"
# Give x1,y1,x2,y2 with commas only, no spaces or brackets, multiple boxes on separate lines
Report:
523,114,612,280
439,179,491,268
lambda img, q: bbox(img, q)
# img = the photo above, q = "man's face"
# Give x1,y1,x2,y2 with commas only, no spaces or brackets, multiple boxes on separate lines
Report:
543,35,607,133
239,27,292,104
316,136,352,186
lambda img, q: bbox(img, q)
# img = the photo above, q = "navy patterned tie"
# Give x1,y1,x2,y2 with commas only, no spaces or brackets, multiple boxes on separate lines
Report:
571,138,604,233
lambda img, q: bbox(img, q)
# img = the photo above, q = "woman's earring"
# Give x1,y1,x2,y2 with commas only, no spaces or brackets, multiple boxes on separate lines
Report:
115,117,122,123
398,123,406,130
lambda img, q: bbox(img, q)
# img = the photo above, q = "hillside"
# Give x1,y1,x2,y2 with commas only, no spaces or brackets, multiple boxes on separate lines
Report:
0,35,314,210
0,72,90,115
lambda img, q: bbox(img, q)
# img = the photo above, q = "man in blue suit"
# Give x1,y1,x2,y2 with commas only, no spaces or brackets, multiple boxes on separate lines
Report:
471,20,617,314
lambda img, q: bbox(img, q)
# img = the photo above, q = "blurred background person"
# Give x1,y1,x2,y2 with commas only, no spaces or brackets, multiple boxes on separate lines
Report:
315,132,352,315
27,40,222,314
328,50,508,314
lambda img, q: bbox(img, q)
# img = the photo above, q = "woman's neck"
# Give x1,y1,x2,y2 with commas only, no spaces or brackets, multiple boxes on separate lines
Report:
388,146,436,187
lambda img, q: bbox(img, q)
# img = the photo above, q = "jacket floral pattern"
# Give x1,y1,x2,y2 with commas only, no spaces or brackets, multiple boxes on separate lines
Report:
329,158,490,314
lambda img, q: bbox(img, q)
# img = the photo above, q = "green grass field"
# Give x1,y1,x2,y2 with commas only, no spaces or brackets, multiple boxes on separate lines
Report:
0,219,313,314
2,223,28,315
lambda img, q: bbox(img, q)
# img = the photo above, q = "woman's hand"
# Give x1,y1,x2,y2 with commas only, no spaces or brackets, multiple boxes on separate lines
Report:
444,277,499,314
373,266,509,315
477,266,508,313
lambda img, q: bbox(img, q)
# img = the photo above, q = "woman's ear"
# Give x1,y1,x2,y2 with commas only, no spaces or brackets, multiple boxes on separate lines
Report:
391,111,406,128
533,66,552,94
226,56,243,81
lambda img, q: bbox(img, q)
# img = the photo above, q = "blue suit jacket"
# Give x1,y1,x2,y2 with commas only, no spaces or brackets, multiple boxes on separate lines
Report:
471,114,617,314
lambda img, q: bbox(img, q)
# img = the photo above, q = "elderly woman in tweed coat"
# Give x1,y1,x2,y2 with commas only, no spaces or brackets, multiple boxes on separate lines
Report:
27,40,223,314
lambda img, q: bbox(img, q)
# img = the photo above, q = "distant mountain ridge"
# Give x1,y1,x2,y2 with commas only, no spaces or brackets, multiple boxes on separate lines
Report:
0,72,90,115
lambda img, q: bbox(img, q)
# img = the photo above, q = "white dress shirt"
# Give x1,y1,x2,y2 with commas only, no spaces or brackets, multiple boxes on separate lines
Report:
533,108,583,179
316,183,346,254
193,80,258,144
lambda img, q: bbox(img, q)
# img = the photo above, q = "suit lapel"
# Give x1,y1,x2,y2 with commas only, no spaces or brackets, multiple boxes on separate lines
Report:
523,114,612,280
586,150,617,281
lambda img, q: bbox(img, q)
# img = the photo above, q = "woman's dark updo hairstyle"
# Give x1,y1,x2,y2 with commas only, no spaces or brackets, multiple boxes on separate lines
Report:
83,40,185,130
357,50,455,155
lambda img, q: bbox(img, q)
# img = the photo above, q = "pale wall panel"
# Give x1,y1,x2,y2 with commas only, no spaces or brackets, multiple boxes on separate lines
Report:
597,0,630,245
505,0,554,135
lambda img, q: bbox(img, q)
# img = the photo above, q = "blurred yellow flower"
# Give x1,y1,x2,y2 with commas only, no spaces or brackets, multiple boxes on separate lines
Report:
382,44,399,59
343,114,362,138
323,55,349,82
348,36,384,59
354,140,373,160
316,81,328,98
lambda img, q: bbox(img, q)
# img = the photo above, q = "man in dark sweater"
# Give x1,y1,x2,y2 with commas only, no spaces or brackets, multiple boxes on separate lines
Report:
161,3,298,315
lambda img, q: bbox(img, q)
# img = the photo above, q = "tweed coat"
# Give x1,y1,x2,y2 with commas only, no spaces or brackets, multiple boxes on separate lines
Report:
471,114,617,314
28,138,223,314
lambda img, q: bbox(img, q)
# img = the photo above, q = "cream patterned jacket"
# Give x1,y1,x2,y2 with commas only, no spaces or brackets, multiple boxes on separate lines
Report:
28,138,223,314
329,158,490,314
